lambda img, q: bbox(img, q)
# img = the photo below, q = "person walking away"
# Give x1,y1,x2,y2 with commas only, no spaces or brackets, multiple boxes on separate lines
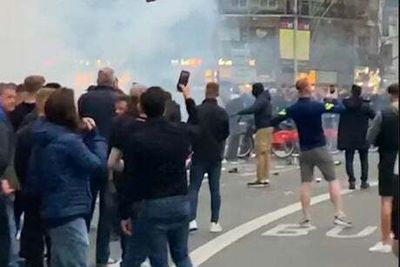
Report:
0,83,24,267
367,83,399,253
237,83,273,187
189,82,229,233
271,78,351,228
29,88,107,267
337,85,375,190
120,85,197,267
78,67,119,266
16,87,57,267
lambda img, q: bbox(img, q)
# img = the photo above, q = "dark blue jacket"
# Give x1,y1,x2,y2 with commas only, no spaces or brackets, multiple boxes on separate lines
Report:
271,97,345,151
28,119,107,221
238,90,272,130
78,85,119,141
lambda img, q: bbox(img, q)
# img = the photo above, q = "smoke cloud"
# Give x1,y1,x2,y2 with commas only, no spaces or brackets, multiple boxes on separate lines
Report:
0,0,218,93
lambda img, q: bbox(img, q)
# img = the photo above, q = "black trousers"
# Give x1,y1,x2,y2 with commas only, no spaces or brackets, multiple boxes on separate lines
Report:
345,149,369,183
20,196,50,267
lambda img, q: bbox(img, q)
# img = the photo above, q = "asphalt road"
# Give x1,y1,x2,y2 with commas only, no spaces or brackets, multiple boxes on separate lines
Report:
89,152,398,267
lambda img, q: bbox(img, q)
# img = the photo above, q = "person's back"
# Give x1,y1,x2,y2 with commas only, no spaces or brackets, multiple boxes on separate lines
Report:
78,85,118,140
78,68,119,140
193,99,229,161
375,104,399,152
119,86,196,267
337,85,375,189
338,95,375,150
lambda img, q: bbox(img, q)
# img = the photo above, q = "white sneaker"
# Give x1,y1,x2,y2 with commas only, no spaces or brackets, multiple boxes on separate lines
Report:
333,215,352,228
210,222,223,233
369,242,392,253
189,220,198,232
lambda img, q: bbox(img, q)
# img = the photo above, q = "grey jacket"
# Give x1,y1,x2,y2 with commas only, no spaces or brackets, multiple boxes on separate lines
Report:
367,102,399,146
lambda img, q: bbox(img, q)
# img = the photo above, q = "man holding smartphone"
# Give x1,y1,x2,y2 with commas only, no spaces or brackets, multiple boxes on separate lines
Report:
189,82,229,233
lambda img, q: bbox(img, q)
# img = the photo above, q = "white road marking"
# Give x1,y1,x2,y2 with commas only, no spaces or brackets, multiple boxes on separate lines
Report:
262,224,317,237
189,182,378,266
326,226,377,239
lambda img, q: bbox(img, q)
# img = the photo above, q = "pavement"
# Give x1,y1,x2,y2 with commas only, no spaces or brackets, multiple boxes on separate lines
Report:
89,152,399,267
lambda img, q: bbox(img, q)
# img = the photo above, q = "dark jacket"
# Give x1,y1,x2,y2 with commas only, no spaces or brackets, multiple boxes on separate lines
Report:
164,100,181,123
78,85,119,141
337,96,375,150
28,119,107,222
192,99,229,161
238,90,272,130
271,98,345,151
14,116,37,188
9,102,36,131
0,107,19,190
367,103,399,152
119,99,198,220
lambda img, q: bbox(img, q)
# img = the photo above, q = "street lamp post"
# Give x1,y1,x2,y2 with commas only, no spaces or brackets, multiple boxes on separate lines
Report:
293,0,299,83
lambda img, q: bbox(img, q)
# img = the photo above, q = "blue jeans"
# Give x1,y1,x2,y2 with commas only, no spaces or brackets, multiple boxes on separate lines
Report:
49,217,89,267
0,195,22,267
121,222,149,267
144,196,192,267
189,160,222,222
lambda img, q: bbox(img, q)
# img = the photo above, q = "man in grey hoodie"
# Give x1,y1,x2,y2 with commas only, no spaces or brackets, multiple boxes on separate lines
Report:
367,83,399,254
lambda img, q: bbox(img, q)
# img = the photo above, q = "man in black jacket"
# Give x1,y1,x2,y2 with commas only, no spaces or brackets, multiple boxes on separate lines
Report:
367,83,399,254
15,87,56,267
119,85,197,267
337,85,375,190
78,67,119,266
238,83,273,187
189,82,229,233
0,84,22,266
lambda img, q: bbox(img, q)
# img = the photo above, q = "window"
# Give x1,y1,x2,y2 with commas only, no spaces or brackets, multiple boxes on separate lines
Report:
260,0,278,9
231,0,247,8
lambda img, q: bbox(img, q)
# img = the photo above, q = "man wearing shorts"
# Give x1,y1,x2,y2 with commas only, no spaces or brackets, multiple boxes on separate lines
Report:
367,83,399,253
271,78,351,227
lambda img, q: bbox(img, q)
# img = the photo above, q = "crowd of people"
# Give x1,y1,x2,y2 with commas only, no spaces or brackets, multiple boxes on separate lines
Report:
0,68,398,267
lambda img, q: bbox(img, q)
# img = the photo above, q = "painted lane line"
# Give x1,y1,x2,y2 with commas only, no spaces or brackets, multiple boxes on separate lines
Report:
189,182,378,266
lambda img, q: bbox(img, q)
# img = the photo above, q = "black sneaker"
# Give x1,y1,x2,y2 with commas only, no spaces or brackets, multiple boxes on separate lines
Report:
228,167,239,174
247,181,269,187
361,182,370,189
349,182,356,190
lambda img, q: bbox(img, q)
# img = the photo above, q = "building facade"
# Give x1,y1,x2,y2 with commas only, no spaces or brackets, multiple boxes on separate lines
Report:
216,0,382,88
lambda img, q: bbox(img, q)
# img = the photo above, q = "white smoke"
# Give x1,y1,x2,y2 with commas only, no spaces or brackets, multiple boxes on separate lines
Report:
0,0,218,93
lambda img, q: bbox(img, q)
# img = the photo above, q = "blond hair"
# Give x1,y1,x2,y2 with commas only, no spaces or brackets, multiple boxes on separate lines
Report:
36,87,57,115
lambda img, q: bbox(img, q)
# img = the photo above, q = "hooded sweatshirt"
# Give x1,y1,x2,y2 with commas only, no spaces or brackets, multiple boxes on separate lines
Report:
238,90,272,130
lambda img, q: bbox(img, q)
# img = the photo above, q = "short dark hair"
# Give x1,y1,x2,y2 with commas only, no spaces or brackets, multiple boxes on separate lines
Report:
0,83,17,95
45,88,79,131
140,86,167,118
252,83,264,97
24,75,46,94
45,82,62,89
388,83,399,97
117,95,130,103
351,84,362,96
